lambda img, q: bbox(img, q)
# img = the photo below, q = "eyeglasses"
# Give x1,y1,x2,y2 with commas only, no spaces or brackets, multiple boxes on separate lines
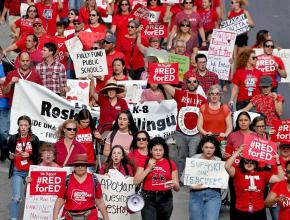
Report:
28,10,37,13
66,127,77,131
137,137,147,141
261,86,271,89
73,22,81,25
285,170,290,174
255,125,265,128
187,79,198,84
91,47,100,50
33,24,42,27
180,24,190,27
265,45,274,49
121,3,129,5
128,25,136,29
89,14,97,17
210,92,220,96
244,159,255,164
103,41,112,44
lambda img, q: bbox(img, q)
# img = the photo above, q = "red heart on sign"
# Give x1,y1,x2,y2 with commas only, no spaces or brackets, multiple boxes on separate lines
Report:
67,96,78,100
79,82,88,89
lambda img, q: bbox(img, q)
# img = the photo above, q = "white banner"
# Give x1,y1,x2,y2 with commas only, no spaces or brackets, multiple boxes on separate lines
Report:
207,29,237,80
23,165,72,220
220,14,250,35
184,158,229,189
129,100,177,138
10,80,100,143
116,80,147,103
96,175,137,220
72,49,108,78
66,79,90,105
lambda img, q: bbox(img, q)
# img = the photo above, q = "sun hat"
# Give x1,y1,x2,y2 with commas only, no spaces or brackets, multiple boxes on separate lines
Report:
100,79,125,95
67,154,95,166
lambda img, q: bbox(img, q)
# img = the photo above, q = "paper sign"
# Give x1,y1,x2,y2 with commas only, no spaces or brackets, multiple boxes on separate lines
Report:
20,3,29,17
168,53,190,81
142,23,168,38
148,10,160,23
130,3,150,26
271,119,290,144
183,158,229,189
242,135,277,165
64,29,75,37
220,14,250,35
132,0,147,9
148,62,179,84
65,36,83,59
72,49,108,78
66,79,90,105
116,80,147,103
207,29,236,80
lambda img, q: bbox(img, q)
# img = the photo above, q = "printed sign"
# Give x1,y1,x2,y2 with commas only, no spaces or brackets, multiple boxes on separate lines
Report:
129,100,177,138
130,3,150,26
271,119,290,144
242,135,277,165
23,165,72,220
220,14,250,35
148,62,179,84
168,53,190,81
116,80,147,103
207,29,236,80
72,49,108,78
178,106,199,136
148,10,160,23
141,23,168,38
97,175,136,220
66,79,90,105
10,80,100,143
183,158,229,189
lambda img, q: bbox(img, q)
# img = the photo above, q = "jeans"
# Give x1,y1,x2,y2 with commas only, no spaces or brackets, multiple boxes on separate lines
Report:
189,189,221,220
0,108,10,155
10,169,28,220
69,0,82,10
269,205,280,220
141,190,173,220
174,131,201,176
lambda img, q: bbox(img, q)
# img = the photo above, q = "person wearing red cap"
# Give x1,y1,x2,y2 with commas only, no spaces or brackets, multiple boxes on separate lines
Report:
163,72,207,177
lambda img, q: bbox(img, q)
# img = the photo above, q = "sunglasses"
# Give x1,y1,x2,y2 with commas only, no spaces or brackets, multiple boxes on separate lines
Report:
29,10,37,13
180,24,190,27
103,41,112,44
33,24,42,27
66,127,77,131
187,79,198,84
69,12,75,15
91,47,100,50
184,1,193,4
128,25,136,29
73,22,81,25
244,159,255,164
265,45,274,49
286,170,290,174
89,14,97,17
210,92,220,96
121,3,129,5
255,125,265,128
261,86,271,89
137,137,147,141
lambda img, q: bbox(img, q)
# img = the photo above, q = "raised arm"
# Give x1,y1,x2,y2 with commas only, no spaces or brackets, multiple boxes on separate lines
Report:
225,145,244,177
133,159,156,185
162,84,176,98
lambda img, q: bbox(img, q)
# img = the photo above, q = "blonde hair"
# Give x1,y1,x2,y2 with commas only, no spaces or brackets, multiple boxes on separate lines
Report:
56,119,77,139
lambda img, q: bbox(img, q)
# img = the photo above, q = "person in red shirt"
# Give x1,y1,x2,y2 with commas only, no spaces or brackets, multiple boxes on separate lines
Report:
84,9,107,34
225,145,284,220
230,48,262,110
53,154,109,220
265,160,290,220
110,58,131,82
99,145,134,176
134,137,180,220
0,0,22,24
146,0,167,23
194,0,223,21
66,9,78,31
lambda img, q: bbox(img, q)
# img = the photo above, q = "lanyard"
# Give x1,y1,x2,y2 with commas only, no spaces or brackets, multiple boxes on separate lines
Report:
18,69,32,80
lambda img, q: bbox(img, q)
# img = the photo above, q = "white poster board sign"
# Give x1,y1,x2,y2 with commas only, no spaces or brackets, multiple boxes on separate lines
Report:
65,36,83,59
116,80,147,103
220,14,250,35
66,79,90,105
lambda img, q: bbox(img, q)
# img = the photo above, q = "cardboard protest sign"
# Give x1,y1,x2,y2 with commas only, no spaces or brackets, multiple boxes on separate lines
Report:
10,80,100,143
183,158,229,189
23,165,72,220
271,119,290,144
207,29,236,80
66,79,90,105
116,80,147,103
177,106,200,136
220,14,250,35
96,175,137,220
72,49,108,78
242,135,277,165
168,53,190,81
142,23,168,38
129,100,177,138
148,10,161,23
130,3,150,26
65,36,83,59
64,29,75,37
132,0,147,9
148,62,179,84
78,31,106,51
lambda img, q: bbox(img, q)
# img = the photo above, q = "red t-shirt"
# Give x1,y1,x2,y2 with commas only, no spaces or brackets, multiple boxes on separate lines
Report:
52,36,68,68
174,89,207,134
112,14,131,43
99,163,134,176
234,168,272,212
14,136,33,171
57,173,102,219
169,4,183,31
14,18,34,35
4,0,23,16
84,24,107,34
79,6,107,25
16,33,52,51
143,159,177,191
174,11,203,37
59,0,69,19
96,94,129,132
256,54,285,88
232,68,262,101
197,8,218,32
54,138,87,167
147,6,166,23
75,126,95,164
228,9,245,19
271,180,290,220
128,149,149,170
35,2,59,36
106,50,126,77
195,0,220,10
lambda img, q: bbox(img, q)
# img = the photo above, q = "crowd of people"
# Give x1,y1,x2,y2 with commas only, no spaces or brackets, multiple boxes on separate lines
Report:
0,0,289,220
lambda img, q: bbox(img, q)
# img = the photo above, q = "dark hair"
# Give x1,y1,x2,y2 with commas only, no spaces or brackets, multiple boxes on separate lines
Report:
146,83,167,99
112,58,128,76
117,0,132,14
250,115,266,130
285,160,290,169
103,145,133,175
25,5,38,19
147,0,161,6
26,34,39,47
254,30,269,48
69,9,78,16
239,157,259,173
182,0,194,6
263,39,274,47
88,9,104,24
195,53,207,62
56,21,66,28
234,111,252,131
17,115,32,135
196,136,222,159
76,109,96,134
43,42,57,56
130,130,150,151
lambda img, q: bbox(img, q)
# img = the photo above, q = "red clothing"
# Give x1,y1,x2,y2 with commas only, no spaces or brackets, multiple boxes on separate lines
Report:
169,4,183,31
174,89,207,133
271,180,290,220
141,88,165,102
14,49,43,69
14,18,34,35
195,70,219,94
35,2,59,36
59,0,69,19
14,136,33,171
116,36,145,71
96,94,129,132
228,9,245,19
234,168,272,212
54,138,86,167
271,156,288,175
147,6,166,23
4,0,23,16
106,50,126,77
52,36,68,69
195,0,220,10
112,14,131,43
232,68,262,102
57,173,102,220
174,11,203,37
251,93,284,126
16,33,52,51
84,24,107,34
256,54,285,88
75,126,95,164
99,163,134,176
128,149,149,170
143,159,177,191
3,69,43,106
79,6,107,25
198,8,218,33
